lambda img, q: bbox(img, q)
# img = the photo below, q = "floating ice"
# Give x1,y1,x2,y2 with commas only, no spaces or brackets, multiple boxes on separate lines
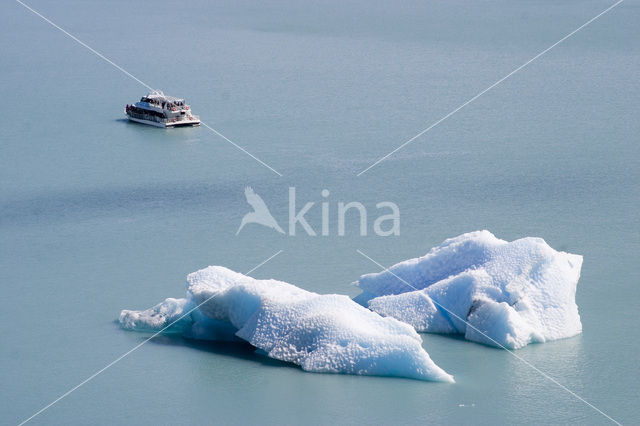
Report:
356,231,583,349
120,266,453,382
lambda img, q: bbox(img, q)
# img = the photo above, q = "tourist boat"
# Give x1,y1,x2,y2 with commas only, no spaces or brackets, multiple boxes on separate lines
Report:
125,90,200,127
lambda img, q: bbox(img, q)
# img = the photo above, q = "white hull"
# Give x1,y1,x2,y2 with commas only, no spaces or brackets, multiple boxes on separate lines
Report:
126,115,201,128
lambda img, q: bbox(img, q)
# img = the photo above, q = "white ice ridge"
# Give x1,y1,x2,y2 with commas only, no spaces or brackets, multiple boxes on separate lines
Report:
356,231,583,349
120,266,453,382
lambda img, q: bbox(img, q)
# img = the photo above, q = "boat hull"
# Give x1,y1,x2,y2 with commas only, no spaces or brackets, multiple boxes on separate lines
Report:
126,115,201,128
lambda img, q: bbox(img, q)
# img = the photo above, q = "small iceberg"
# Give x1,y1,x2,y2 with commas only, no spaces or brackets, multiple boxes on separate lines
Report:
356,231,583,349
120,266,453,382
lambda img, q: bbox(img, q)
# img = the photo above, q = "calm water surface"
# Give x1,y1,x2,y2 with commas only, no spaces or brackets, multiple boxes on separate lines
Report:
1,0,639,424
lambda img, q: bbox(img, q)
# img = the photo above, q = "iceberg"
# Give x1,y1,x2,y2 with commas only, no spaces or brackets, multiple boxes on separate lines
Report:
120,266,453,382
356,231,583,349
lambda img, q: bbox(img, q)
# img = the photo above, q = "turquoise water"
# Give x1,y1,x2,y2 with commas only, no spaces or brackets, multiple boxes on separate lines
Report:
2,0,639,424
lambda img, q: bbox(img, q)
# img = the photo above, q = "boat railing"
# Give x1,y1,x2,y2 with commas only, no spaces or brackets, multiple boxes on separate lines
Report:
169,115,199,122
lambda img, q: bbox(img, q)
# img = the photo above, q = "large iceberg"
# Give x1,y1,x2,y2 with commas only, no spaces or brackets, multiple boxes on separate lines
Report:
120,266,453,382
356,231,583,349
